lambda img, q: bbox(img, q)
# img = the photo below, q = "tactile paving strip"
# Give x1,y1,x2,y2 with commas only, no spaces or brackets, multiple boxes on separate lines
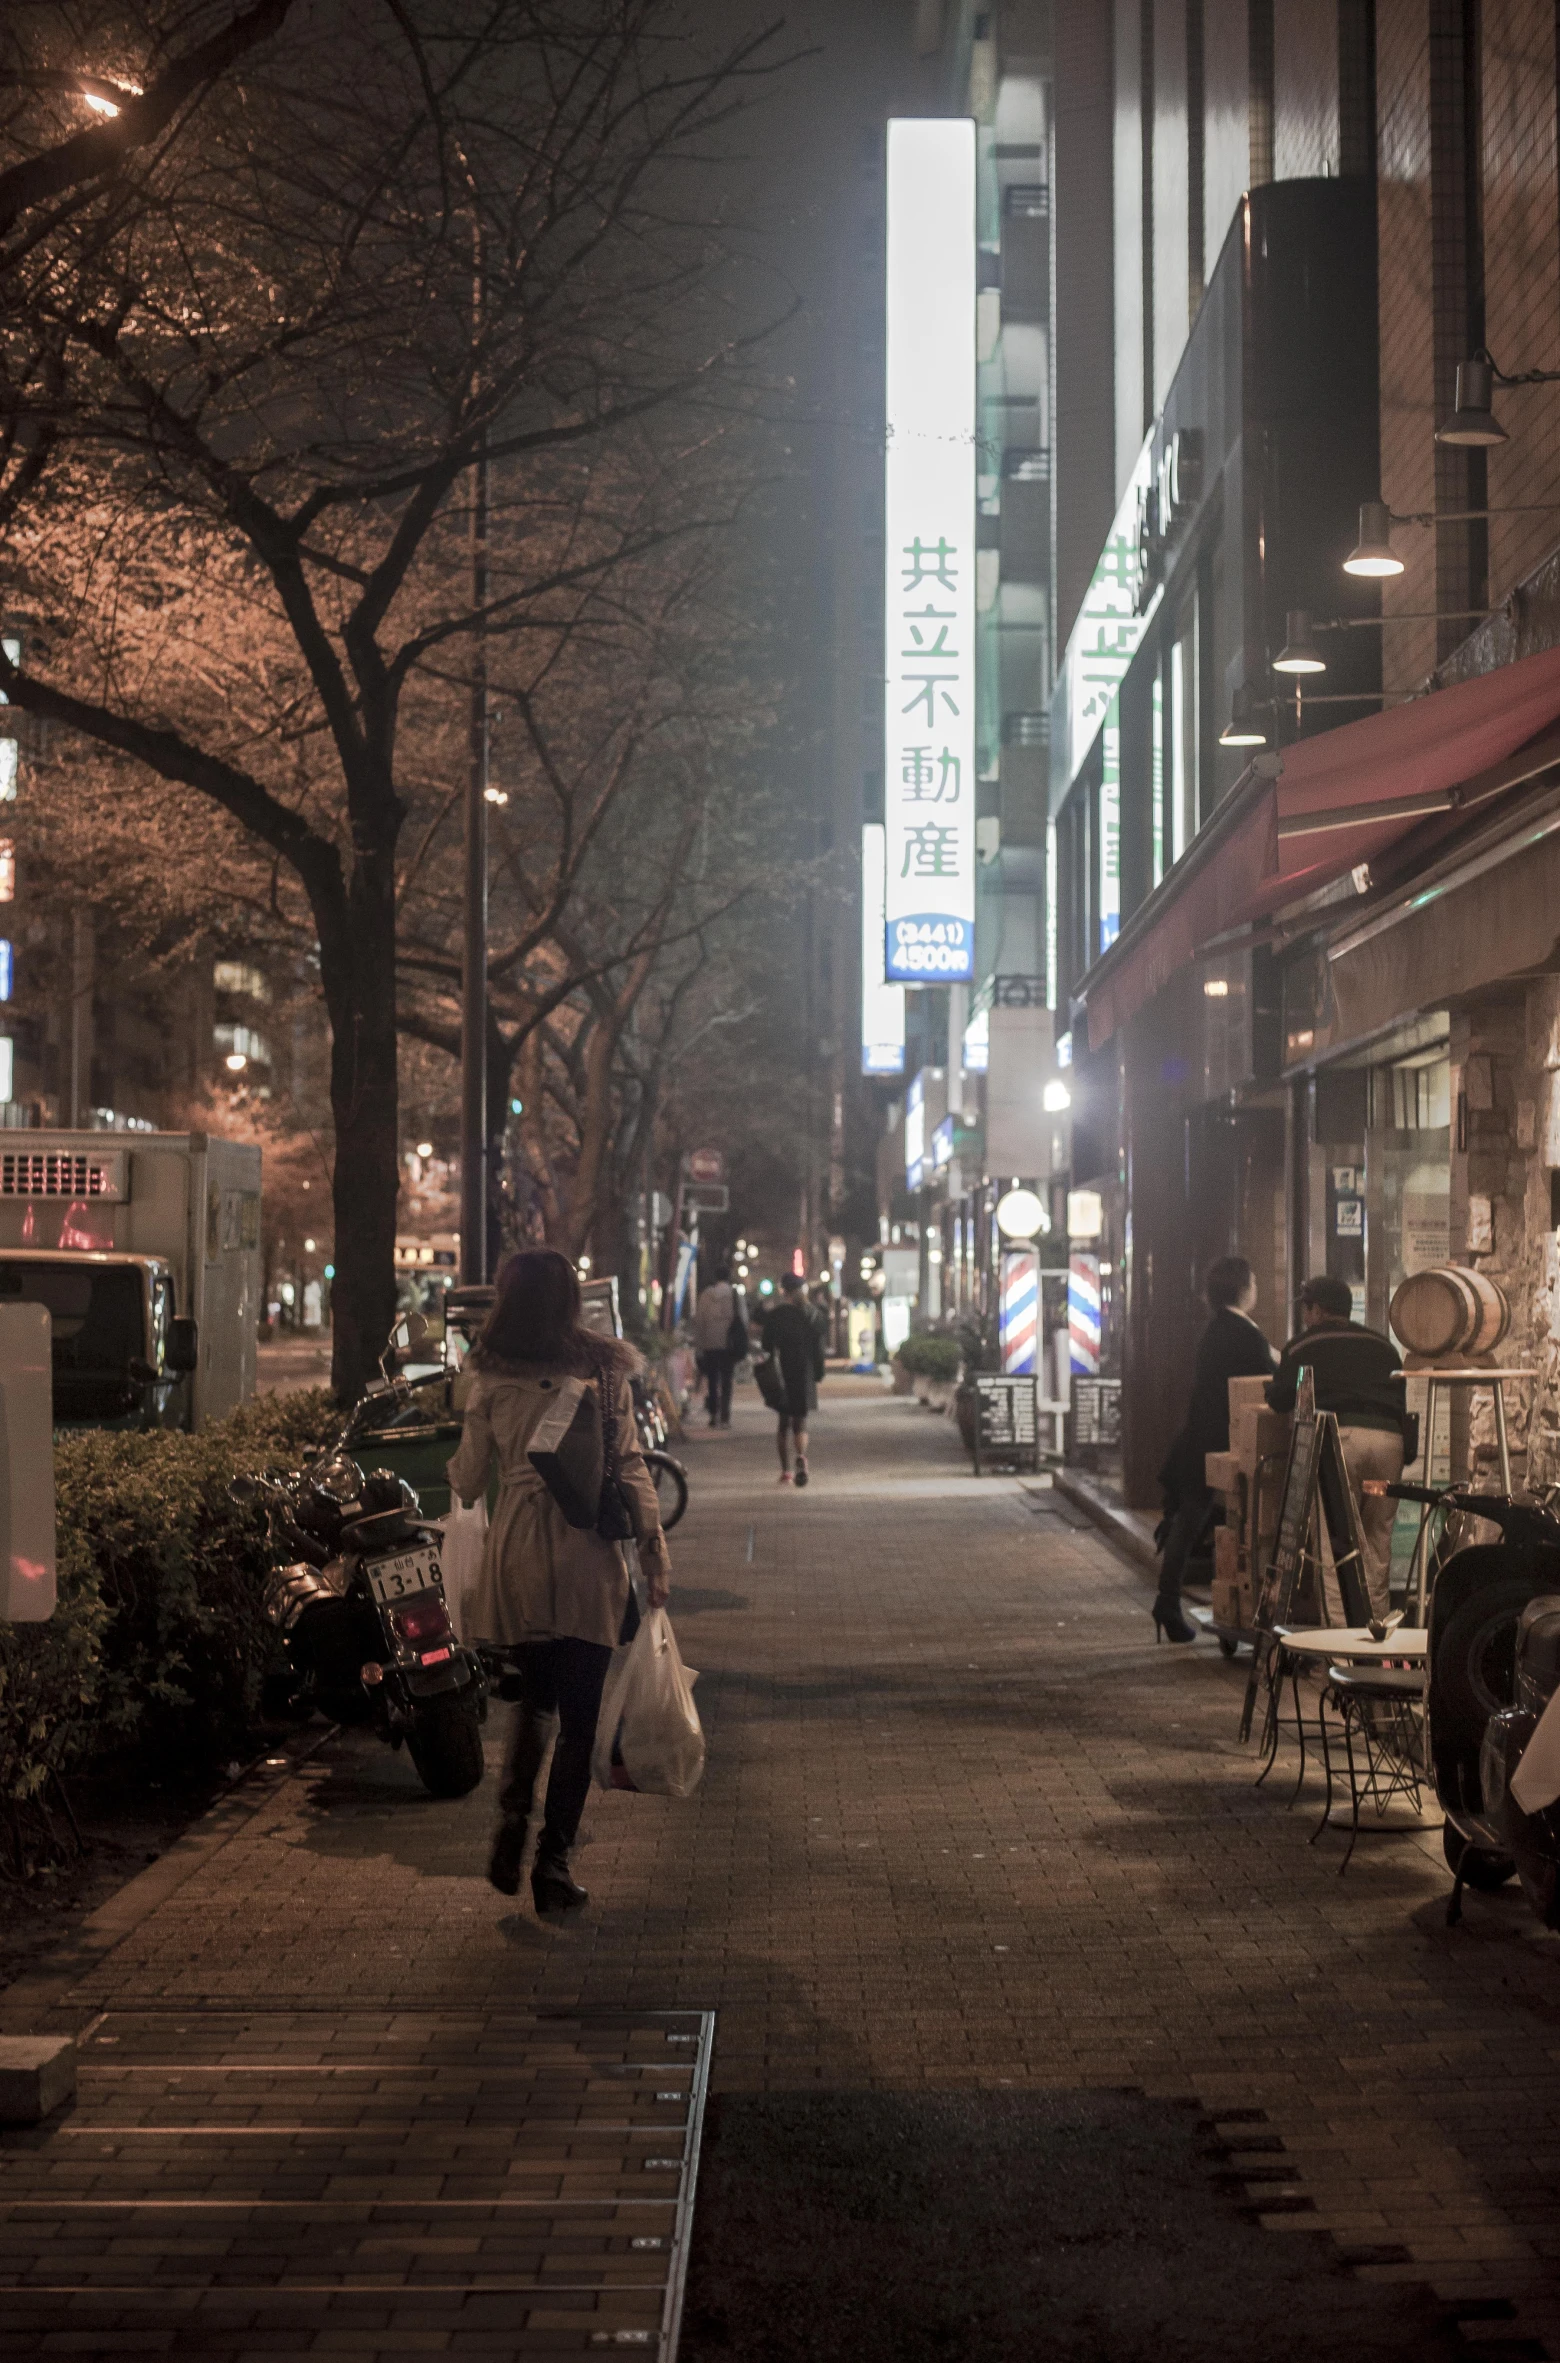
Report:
0,2005,714,2358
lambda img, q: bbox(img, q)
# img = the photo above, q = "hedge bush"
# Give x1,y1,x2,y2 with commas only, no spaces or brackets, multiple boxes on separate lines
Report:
895,1334,963,1381
1,1389,342,1843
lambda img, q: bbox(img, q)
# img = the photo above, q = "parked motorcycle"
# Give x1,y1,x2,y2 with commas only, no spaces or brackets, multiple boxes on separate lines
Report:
1382,1478,1560,1921
237,1319,488,1798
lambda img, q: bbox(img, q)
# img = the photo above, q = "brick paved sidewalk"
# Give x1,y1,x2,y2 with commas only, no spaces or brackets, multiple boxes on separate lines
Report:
8,1376,1560,2350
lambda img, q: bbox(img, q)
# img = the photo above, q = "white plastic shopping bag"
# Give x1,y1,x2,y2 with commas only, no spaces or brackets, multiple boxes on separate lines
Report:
591,1607,705,1799
438,1497,488,1643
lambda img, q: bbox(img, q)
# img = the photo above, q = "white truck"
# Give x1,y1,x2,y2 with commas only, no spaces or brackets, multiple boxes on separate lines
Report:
0,1130,262,1431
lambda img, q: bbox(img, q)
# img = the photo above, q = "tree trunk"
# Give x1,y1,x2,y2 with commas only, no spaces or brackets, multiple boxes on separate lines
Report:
322,852,400,1404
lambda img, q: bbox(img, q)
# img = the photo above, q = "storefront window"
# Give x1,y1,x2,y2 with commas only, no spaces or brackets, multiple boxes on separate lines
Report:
1170,608,1199,864
1150,673,1165,886
1363,1039,1451,1342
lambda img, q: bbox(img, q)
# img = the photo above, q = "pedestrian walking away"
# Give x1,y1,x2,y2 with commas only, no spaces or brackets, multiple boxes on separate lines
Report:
1154,1256,1275,1643
1268,1272,1411,1620
762,1270,827,1486
692,1263,747,1428
446,1248,671,1914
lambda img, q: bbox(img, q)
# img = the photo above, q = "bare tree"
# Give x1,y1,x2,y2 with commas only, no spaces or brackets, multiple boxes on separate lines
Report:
0,0,791,1396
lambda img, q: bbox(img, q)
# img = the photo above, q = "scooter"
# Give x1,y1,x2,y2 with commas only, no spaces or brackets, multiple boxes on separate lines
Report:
1381,1478,1560,1921
236,1317,488,1798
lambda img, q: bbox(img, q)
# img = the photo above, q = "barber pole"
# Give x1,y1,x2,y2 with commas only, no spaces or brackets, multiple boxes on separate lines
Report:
999,1250,1038,1374
1068,1255,1101,1374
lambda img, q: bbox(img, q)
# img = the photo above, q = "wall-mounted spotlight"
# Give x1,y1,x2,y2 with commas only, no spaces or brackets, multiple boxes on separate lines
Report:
1272,611,1326,676
1434,348,1560,449
1343,499,1404,578
1218,683,1270,747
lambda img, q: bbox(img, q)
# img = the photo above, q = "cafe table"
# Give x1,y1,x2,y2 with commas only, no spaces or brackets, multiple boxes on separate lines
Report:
1276,1627,1430,1866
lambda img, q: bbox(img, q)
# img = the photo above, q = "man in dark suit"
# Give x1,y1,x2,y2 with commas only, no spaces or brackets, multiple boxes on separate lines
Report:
1154,1256,1275,1643
1268,1273,1408,1619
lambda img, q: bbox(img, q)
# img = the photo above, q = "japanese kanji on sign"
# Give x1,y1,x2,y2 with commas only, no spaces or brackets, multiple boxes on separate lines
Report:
883,118,976,984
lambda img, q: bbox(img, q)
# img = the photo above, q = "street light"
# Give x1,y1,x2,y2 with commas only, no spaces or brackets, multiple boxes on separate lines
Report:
415,1139,434,1158
225,1051,247,1073
1042,1079,1071,1112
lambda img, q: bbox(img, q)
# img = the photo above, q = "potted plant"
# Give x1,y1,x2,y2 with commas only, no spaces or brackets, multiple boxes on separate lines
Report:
893,1331,964,1408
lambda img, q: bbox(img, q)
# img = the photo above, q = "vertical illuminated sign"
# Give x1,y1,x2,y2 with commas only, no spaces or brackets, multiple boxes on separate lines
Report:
860,823,907,1075
1100,693,1120,952
884,117,976,984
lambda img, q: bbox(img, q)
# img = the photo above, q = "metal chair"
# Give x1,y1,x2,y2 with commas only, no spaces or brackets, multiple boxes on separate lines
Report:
1313,1664,1428,1870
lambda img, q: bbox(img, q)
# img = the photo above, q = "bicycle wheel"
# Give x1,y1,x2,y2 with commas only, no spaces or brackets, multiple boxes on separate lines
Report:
645,1450,688,1532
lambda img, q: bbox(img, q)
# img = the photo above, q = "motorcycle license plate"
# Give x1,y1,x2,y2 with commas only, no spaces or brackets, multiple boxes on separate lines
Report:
366,1546,442,1606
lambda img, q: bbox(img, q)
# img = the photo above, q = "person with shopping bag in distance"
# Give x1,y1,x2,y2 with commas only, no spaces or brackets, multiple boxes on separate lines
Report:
445,1248,671,1913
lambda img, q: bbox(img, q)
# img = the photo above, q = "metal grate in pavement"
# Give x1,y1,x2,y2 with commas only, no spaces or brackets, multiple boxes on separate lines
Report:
0,2004,714,2359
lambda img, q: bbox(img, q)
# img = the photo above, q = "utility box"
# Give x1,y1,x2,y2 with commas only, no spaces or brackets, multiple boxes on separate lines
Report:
0,1132,261,1430
0,1301,55,1619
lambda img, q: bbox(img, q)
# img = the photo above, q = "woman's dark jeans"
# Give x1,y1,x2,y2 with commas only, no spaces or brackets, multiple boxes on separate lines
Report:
498,1637,613,1857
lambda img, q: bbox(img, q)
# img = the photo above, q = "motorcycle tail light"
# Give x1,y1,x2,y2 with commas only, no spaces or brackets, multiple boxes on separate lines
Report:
392,1595,451,1646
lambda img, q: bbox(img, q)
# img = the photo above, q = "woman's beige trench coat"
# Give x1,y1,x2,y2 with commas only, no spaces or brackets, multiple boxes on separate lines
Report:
445,1358,667,1649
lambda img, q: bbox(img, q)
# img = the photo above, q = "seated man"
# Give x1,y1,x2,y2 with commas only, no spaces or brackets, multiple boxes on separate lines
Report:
1268,1274,1409,1620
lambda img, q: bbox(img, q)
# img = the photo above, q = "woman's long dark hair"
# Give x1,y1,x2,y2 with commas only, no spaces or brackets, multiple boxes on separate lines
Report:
472,1248,617,1376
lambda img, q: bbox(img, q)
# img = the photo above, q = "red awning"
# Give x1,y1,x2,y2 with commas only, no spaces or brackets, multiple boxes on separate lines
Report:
1084,640,1560,1050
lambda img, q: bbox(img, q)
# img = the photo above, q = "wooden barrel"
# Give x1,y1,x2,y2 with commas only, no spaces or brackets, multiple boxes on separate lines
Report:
1389,1265,1510,1357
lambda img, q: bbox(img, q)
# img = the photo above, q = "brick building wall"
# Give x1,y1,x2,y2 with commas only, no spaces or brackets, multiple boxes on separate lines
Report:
1377,4,1439,694
1481,1,1560,609
1443,983,1560,1487
1273,0,1341,178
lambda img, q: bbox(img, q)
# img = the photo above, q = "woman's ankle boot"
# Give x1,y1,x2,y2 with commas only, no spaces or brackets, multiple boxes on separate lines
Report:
1151,1596,1198,1645
532,1836,588,1915
488,1816,529,1897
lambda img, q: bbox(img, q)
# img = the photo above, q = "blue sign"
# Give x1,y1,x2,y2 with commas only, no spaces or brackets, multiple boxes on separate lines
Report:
886,913,973,983
0,941,14,1002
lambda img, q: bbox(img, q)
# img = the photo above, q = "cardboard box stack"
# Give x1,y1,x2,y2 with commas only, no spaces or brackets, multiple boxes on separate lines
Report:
1206,1376,1291,1635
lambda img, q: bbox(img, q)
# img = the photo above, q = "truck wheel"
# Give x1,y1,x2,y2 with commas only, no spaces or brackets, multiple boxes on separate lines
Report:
645,1451,688,1532
406,1693,487,1798
1442,1823,1516,1890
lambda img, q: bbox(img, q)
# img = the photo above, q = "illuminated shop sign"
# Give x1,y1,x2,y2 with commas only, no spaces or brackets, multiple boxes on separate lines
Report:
860,824,907,1075
884,117,976,984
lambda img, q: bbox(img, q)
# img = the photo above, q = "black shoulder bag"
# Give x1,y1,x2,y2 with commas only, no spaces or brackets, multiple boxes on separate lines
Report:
596,1367,636,1542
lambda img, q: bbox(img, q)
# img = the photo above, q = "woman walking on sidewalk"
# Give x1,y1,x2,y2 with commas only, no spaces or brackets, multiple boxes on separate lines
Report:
446,1249,671,1914
761,1271,827,1486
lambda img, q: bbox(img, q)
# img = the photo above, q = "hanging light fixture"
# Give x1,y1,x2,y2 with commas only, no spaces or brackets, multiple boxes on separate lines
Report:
1218,683,1269,747
1343,499,1404,578
1272,610,1326,675
1434,355,1509,448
